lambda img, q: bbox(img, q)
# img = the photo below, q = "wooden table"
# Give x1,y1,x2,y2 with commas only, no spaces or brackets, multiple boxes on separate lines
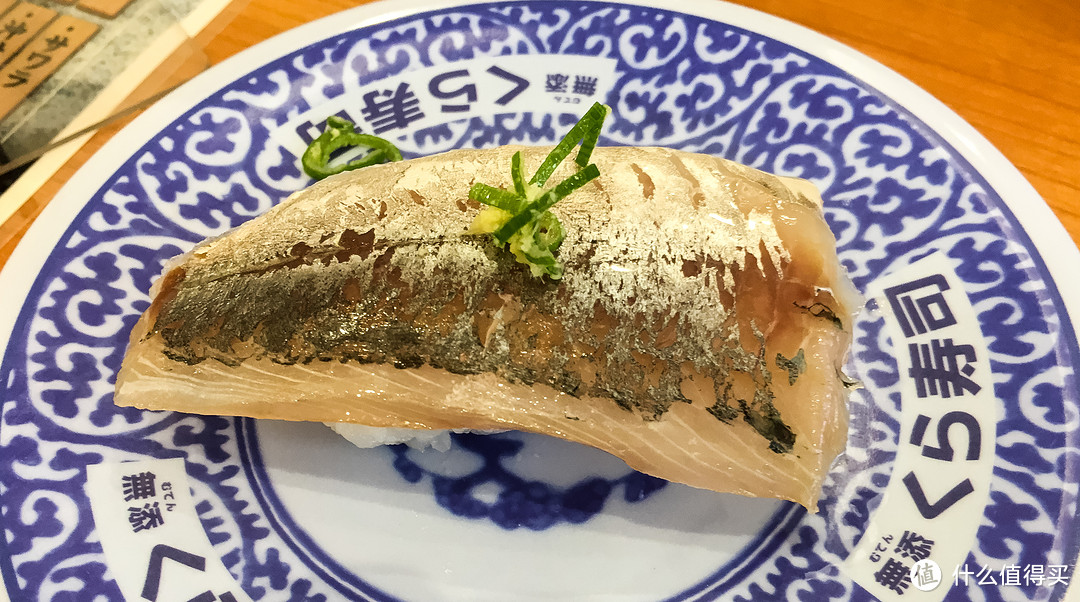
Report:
0,0,1077,268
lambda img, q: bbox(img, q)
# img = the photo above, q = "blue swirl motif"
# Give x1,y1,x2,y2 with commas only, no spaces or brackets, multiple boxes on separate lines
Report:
1,2,1077,601
390,433,667,531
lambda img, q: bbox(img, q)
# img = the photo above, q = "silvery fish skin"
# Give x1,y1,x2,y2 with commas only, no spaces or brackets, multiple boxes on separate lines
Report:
115,146,859,509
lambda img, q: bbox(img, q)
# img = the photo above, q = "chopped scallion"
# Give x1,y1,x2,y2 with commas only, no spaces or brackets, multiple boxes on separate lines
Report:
493,163,600,244
511,151,527,197
301,116,402,180
467,183,524,213
468,102,609,279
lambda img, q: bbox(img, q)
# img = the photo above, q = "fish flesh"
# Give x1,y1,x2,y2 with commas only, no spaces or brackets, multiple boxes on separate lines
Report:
114,146,860,510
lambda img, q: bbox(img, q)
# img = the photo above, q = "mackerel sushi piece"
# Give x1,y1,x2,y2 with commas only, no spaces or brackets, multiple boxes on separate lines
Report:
114,145,859,510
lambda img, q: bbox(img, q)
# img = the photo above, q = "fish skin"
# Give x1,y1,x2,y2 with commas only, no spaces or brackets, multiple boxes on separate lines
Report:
115,146,859,509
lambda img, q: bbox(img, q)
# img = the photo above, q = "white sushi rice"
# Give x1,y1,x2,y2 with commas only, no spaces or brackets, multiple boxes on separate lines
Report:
326,422,503,453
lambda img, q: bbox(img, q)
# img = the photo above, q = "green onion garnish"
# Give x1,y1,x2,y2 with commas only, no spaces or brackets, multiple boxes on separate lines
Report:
511,151,527,197
529,102,608,187
469,102,609,279
301,116,403,180
492,164,600,244
468,183,524,213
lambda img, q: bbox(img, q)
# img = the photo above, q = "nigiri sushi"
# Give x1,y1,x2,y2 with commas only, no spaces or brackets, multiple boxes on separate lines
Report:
114,137,858,510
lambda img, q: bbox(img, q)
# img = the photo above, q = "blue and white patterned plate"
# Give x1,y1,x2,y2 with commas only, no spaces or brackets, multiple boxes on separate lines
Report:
2,1,1078,600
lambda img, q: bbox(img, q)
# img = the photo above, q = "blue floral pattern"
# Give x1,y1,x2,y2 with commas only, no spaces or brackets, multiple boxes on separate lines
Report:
1,2,1077,600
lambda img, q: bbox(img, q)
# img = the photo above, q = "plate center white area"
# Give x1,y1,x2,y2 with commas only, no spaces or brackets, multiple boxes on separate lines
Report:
252,419,787,601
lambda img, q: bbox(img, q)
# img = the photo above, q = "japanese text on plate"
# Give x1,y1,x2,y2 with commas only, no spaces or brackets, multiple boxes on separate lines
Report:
843,253,997,600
